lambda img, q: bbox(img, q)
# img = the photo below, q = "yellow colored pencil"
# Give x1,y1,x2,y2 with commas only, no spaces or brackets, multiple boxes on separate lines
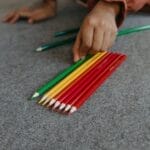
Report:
39,52,107,105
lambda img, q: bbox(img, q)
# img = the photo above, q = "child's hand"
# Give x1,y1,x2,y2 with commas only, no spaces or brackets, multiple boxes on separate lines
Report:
3,1,56,24
73,1,120,62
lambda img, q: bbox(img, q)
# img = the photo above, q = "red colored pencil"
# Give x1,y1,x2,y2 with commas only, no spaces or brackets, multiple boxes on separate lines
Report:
48,52,110,107
55,53,120,111
69,55,126,114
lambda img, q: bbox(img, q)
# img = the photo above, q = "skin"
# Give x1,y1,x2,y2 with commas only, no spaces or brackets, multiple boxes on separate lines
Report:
3,0,57,24
3,0,120,62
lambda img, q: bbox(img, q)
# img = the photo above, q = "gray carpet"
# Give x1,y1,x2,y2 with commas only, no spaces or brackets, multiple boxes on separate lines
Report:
0,0,150,150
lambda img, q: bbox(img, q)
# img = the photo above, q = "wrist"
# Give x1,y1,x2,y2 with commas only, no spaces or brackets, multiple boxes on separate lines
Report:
97,1,120,17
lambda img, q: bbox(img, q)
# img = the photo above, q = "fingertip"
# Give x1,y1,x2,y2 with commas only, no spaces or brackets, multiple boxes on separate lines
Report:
73,52,79,62
2,16,10,23
2,18,7,22
28,19,34,24
10,15,19,24
73,54,80,62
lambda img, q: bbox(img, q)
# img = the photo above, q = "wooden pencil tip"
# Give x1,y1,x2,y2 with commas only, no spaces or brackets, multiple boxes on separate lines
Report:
53,101,61,109
69,107,77,114
38,95,47,104
59,103,66,110
48,99,56,107
42,98,51,106
64,105,71,112
36,47,43,52
31,92,39,99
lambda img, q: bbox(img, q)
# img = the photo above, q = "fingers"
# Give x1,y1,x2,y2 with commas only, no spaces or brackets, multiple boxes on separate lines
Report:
109,30,117,48
9,14,20,24
92,26,117,51
80,25,94,57
3,11,16,23
73,32,81,62
92,28,104,51
27,14,44,24
101,31,111,50
3,8,32,24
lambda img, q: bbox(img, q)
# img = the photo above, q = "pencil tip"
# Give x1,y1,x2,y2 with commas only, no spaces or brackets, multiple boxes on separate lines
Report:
49,99,56,106
69,107,77,114
59,103,66,110
32,92,39,99
42,98,51,106
64,105,71,112
53,101,61,109
38,95,47,104
36,47,43,52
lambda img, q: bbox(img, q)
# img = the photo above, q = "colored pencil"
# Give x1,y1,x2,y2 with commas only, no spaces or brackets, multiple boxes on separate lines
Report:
48,52,111,108
54,28,79,37
31,54,92,99
59,53,120,112
36,36,76,52
117,25,150,36
69,55,126,114
39,52,107,105
54,25,150,37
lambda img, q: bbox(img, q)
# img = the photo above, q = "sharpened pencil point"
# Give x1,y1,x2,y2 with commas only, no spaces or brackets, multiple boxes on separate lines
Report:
32,92,39,99
42,98,51,106
69,107,77,114
48,99,56,106
53,101,61,109
38,95,47,104
64,105,71,112
36,47,43,52
59,103,66,110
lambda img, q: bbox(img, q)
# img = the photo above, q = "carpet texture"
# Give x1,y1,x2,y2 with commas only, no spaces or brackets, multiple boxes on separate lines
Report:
0,0,150,150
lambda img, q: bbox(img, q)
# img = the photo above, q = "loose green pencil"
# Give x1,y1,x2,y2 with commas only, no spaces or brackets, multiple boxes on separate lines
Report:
55,25,150,37
36,36,76,52
117,25,150,36
54,28,79,37
31,54,92,99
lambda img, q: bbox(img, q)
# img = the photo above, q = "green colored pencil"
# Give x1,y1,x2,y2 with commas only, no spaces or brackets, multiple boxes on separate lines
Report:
31,54,92,99
117,25,150,36
54,28,79,37
54,25,150,37
36,36,76,52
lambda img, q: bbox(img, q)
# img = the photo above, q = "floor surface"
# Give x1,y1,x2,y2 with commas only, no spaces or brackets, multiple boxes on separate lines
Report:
0,1,150,150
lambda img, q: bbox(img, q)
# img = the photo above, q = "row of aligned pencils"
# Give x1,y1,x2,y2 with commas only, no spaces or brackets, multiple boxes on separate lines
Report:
32,51,126,114
30,25,150,115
